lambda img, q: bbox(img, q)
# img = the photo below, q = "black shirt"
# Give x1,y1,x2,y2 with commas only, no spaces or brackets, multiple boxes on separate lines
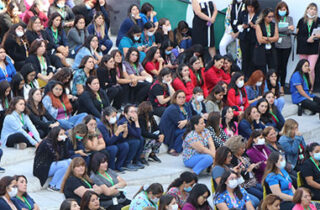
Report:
301,158,320,194
148,82,168,107
64,175,93,204
297,17,320,55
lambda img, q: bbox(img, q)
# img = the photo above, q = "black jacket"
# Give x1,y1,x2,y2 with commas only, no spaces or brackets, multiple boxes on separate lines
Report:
25,54,53,77
3,36,27,65
96,66,117,90
138,115,160,140
27,104,57,133
25,30,55,55
78,89,110,118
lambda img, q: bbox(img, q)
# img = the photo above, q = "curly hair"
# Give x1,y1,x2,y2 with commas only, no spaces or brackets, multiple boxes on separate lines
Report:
224,135,247,154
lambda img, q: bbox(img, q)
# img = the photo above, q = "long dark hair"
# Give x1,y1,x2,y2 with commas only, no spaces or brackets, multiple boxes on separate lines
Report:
80,191,100,210
156,68,171,92
0,176,15,196
266,69,280,98
27,88,46,116
183,115,202,139
158,194,175,210
189,56,204,86
137,101,155,131
206,112,221,136
48,12,63,35
256,98,272,125
2,23,27,47
81,35,100,53
221,106,237,133
186,184,211,209
45,126,64,161
73,15,86,37
213,146,232,167
261,151,282,184
306,142,320,159
205,54,224,72
206,85,225,110
174,63,189,85
6,96,29,115
0,80,11,109
133,183,164,199
142,46,159,67
101,106,117,134
110,49,124,78
85,76,101,99
228,72,246,97
125,47,140,66
50,67,73,89
215,170,243,200
167,171,198,191
290,59,310,90
126,25,142,42
10,73,24,97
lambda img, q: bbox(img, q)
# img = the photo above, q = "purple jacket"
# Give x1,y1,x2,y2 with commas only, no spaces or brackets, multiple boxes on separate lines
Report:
246,145,271,183
182,203,211,210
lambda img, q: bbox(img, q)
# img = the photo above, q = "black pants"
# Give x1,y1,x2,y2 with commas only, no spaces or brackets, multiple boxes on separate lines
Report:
6,133,34,147
130,82,151,104
153,106,166,117
301,96,320,113
107,199,131,210
280,201,294,210
107,85,129,109
255,49,277,74
240,39,255,78
276,47,291,87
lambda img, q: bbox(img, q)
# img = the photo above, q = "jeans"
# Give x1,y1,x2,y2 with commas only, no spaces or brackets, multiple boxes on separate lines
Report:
48,159,72,189
58,113,87,130
115,142,129,170
100,39,113,54
124,139,141,165
301,96,320,113
183,154,213,175
219,32,235,56
248,193,260,208
180,39,192,50
172,129,185,153
246,184,263,200
275,97,285,112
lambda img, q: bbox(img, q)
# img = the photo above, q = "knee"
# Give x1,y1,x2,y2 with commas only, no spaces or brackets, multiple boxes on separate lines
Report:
108,146,118,157
204,155,214,164
119,143,129,153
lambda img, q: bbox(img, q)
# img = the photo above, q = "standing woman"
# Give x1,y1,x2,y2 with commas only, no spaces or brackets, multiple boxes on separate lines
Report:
296,3,320,92
172,64,195,102
1,97,41,148
274,1,294,95
254,8,279,73
191,0,218,57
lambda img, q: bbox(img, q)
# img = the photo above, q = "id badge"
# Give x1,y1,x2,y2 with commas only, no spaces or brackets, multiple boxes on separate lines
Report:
233,20,238,25
112,197,118,205
247,28,250,32
278,38,283,44
265,43,272,50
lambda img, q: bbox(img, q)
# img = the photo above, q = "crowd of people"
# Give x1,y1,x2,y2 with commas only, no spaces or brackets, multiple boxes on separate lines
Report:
0,0,319,209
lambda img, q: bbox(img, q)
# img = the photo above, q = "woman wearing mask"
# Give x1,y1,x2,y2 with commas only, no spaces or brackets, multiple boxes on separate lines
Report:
182,115,215,175
97,107,129,172
214,170,254,209
221,106,238,138
204,85,225,113
238,106,265,139
172,64,194,102
292,188,316,210
33,126,71,191
167,171,198,209
206,112,228,148
141,22,156,50
227,72,249,116
245,70,265,106
67,124,90,164
11,175,39,210
246,130,271,183
301,142,320,200
48,0,75,28
130,183,164,210
262,151,295,209
296,3,320,92
155,18,174,45
158,194,178,210
274,1,294,95
148,68,175,117
119,25,144,58
189,87,207,118
188,56,208,98
182,184,212,210
0,176,18,209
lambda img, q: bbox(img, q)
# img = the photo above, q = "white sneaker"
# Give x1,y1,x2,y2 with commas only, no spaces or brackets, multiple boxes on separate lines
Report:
14,143,27,150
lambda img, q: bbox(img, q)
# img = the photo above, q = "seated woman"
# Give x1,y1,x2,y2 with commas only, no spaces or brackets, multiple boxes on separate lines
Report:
0,2,22,40
78,76,109,119
140,22,156,50
182,184,212,210
98,107,129,172
48,0,74,29
245,70,265,106
204,85,225,113
33,126,71,191
160,90,191,156
148,68,175,117
204,55,230,92
292,188,317,210
227,72,249,116
43,81,87,130
79,191,104,210
0,47,16,82
160,40,178,71
257,98,278,128
189,87,207,119
166,171,197,209
10,73,25,97
264,70,285,111
27,88,59,138
11,175,39,210
142,46,164,77
206,112,228,148
72,56,96,96
188,56,208,98
263,127,284,154
172,64,194,102
3,23,28,71
45,67,74,97
138,101,164,164
129,183,164,210
72,35,102,70
0,176,18,209
90,152,131,209
87,12,112,54
140,2,159,28
212,146,235,187
264,91,285,130
225,136,263,207
1,97,41,148
60,199,80,210
154,18,174,45
45,12,70,67
262,151,295,209
67,124,90,164
123,47,152,104
246,130,271,183
25,39,54,88
174,20,192,50
290,59,320,115
23,2,48,26
279,119,306,171
67,15,89,58
182,115,215,175
0,81,11,131
61,157,103,205
222,55,240,77
238,106,265,139
301,143,320,200
159,194,178,210
20,63,40,99
214,170,254,210
221,106,238,138
260,194,281,210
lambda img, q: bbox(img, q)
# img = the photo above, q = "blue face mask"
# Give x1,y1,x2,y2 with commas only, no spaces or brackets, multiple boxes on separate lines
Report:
314,152,320,161
134,36,140,41
278,10,287,17
165,50,171,55
184,186,192,192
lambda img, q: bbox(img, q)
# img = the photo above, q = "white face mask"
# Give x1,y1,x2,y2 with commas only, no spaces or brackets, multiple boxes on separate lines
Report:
307,13,316,19
256,81,262,87
150,197,159,204
16,31,24,37
108,116,117,124
256,138,265,145
170,204,179,210
162,79,172,84
57,3,65,8
8,187,17,197
196,95,204,102
277,159,286,170
227,179,238,189
147,31,154,37
58,135,67,141
237,176,245,185
237,80,244,88
167,26,172,31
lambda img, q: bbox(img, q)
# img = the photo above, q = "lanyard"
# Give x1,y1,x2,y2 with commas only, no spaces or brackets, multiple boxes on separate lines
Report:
269,110,279,123
15,196,31,210
20,114,25,126
61,102,68,119
239,91,243,105
98,171,114,186
234,3,243,20
266,24,271,37
22,39,29,57
145,192,157,207
96,93,103,109
82,178,92,188
310,157,320,173
37,56,47,75
30,82,34,88
0,66,8,78
307,21,313,37
133,64,139,75
51,27,59,43
228,191,239,208
303,74,309,89
58,7,65,19
4,98,8,109
281,16,286,23
196,72,200,82
180,106,187,117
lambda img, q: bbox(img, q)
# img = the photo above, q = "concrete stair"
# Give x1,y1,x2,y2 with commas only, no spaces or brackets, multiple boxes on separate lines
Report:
1,94,320,209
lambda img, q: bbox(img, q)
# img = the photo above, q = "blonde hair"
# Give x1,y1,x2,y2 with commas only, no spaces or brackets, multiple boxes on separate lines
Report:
304,3,318,23
280,119,298,138
224,136,247,155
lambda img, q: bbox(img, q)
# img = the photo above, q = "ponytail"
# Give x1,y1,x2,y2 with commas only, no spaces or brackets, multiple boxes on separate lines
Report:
133,183,164,198
167,171,198,191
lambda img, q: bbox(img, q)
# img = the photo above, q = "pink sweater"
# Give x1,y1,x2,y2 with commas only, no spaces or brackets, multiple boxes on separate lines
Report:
292,203,316,210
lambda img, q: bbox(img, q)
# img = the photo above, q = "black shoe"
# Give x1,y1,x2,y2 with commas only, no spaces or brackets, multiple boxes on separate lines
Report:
0,167,5,173
149,153,161,163
140,158,149,166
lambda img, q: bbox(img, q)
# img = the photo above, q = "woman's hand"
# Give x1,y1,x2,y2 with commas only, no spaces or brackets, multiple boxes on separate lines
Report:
178,120,187,129
158,134,164,143
307,35,315,43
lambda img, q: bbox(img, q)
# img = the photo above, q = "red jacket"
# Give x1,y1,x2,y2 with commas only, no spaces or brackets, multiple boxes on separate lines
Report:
23,10,48,27
189,68,208,97
172,77,195,102
227,88,249,116
204,66,231,92
144,61,160,76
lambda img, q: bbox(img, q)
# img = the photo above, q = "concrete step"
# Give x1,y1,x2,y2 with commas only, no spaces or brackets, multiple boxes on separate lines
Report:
1,148,35,167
